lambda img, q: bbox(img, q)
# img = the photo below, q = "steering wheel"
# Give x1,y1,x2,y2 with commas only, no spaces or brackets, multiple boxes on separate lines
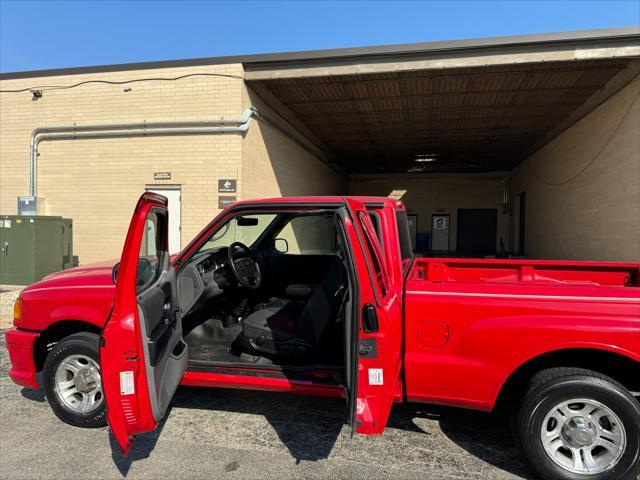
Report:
227,242,262,290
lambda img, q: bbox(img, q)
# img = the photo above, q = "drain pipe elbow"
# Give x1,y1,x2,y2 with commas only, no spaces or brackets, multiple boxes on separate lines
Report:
238,117,253,132
238,106,257,125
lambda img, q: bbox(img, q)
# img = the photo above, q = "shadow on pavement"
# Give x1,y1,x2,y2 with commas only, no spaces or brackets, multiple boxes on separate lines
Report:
15,377,532,478
19,371,46,402
395,404,534,479
20,386,46,402
171,386,344,463
170,386,532,477
109,406,172,477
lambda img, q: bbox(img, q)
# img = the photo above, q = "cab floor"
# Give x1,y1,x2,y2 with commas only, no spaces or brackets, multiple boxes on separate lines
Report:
183,316,275,365
182,315,343,369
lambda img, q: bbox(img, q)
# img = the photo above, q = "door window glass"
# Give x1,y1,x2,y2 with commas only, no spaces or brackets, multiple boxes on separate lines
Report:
358,211,389,297
137,210,167,293
367,209,384,254
395,211,414,268
276,214,337,255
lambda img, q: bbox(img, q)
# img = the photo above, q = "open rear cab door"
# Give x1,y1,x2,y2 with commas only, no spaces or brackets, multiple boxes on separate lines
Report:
100,192,188,455
342,198,403,435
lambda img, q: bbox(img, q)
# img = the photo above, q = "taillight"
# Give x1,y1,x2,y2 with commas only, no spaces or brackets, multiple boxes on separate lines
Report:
13,297,22,326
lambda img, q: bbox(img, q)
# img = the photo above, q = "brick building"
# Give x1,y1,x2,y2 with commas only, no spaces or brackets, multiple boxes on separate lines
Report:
1,27,638,264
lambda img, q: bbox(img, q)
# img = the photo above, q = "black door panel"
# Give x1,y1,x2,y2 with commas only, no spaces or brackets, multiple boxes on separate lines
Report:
138,281,176,366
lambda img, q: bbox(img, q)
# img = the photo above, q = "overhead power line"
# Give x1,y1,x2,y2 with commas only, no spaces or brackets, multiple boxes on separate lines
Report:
0,72,243,93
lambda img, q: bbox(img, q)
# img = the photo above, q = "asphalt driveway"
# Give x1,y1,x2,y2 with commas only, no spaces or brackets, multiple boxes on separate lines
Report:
0,331,531,479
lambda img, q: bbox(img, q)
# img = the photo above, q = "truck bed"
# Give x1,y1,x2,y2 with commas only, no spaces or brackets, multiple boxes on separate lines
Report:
409,257,640,288
402,257,640,411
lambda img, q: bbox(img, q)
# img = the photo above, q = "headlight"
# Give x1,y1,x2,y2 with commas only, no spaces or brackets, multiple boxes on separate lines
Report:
13,297,22,326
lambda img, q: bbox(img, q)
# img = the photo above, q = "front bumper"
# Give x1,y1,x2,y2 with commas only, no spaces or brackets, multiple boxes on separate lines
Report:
5,328,39,389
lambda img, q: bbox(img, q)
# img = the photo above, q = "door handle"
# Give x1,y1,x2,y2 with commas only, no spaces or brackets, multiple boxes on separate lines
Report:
2,241,8,255
362,304,379,333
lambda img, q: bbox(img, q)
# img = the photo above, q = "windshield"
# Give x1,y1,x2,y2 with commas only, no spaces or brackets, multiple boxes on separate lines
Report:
197,213,278,253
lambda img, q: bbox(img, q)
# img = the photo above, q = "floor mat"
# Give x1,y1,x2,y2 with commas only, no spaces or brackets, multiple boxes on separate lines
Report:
184,316,273,365
187,341,250,363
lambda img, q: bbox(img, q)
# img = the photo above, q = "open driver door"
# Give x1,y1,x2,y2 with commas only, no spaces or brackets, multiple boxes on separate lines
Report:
100,192,188,454
341,198,403,435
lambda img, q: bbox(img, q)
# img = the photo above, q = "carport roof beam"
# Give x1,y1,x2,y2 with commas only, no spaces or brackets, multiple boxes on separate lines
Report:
243,27,640,81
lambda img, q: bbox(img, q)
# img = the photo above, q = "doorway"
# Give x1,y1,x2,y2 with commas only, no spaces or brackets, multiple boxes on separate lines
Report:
514,192,526,256
456,209,497,255
145,185,181,254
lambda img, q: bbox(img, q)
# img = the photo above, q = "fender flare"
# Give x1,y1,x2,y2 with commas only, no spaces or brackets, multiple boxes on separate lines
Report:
489,341,640,407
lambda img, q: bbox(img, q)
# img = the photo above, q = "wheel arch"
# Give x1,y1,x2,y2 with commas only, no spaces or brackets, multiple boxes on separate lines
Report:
34,320,102,372
495,347,640,409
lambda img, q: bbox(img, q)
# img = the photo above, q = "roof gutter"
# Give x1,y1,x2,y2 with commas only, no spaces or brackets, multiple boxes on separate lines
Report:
29,107,255,197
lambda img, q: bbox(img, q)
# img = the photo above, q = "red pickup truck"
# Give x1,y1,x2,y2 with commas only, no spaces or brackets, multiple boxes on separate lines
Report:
6,194,640,480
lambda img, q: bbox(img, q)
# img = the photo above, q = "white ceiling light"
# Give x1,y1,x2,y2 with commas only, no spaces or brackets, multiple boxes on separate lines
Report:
408,153,438,172
414,153,438,163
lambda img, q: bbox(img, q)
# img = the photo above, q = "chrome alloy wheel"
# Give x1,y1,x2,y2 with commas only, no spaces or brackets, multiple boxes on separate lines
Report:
53,354,103,415
541,398,626,475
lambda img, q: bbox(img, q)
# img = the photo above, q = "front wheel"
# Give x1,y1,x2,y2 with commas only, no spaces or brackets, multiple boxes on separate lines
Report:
42,332,107,428
515,368,640,480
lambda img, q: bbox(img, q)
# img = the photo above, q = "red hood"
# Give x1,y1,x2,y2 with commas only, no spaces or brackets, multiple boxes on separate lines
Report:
22,260,117,293
21,253,180,293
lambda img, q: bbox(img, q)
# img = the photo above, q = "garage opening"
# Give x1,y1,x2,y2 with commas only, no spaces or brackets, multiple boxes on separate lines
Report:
457,209,497,255
244,29,639,260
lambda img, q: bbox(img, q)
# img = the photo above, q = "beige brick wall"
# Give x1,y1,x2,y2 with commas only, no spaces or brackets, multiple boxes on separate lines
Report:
511,78,640,261
349,173,509,252
1,64,245,264
1,64,348,268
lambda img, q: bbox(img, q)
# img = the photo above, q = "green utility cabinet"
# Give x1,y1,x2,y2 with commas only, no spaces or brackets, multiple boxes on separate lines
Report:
0,216,73,285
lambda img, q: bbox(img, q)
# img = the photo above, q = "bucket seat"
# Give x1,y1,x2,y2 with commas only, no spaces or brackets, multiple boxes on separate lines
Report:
238,256,346,356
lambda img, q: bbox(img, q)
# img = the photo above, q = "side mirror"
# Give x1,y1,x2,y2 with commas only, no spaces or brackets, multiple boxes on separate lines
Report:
274,238,288,253
112,263,120,284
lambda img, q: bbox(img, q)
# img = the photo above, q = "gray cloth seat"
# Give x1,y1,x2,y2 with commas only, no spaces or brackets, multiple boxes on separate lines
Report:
239,256,345,356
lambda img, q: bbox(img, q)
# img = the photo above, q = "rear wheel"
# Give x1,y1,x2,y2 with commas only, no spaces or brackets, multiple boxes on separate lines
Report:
515,368,640,480
42,332,107,428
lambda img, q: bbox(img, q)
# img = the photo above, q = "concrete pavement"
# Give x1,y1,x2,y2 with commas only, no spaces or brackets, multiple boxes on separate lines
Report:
0,332,531,479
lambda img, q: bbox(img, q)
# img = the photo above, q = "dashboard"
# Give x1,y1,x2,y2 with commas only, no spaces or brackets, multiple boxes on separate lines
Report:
177,248,231,315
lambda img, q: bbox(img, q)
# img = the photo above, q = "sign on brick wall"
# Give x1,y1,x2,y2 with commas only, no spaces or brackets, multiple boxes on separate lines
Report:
218,196,236,209
218,179,237,193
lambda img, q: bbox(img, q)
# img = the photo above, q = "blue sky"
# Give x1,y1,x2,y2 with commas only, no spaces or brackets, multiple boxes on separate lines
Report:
1,1,638,73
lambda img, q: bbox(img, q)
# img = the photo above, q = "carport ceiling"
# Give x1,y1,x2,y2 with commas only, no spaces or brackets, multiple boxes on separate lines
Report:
252,59,633,173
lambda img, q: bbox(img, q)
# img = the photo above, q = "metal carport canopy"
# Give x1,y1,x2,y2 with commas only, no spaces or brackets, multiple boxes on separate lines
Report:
243,27,640,174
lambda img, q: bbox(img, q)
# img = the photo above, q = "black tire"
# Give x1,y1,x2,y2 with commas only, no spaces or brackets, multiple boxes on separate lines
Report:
42,332,107,428
515,367,640,480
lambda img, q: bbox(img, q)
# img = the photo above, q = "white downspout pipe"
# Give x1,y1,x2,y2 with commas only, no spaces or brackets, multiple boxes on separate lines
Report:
29,107,255,197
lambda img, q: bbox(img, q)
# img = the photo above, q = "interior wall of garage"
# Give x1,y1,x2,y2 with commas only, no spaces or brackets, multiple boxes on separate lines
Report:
511,77,640,261
240,86,348,199
349,174,509,253
0,64,245,265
